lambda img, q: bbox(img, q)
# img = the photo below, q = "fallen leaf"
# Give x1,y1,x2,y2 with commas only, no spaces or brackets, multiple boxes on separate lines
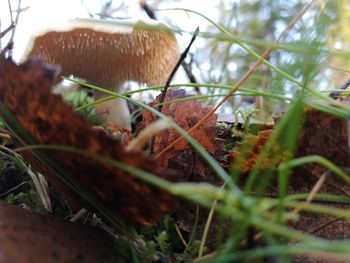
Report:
0,56,177,225
139,89,226,184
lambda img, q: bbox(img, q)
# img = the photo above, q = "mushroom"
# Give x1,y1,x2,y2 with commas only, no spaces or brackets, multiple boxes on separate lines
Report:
22,18,179,128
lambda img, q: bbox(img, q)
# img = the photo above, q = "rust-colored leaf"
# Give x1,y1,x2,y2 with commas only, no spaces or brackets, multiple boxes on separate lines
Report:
140,89,226,183
229,129,288,173
0,56,177,225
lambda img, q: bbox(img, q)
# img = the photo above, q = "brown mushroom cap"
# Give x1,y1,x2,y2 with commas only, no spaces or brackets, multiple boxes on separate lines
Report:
23,19,180,127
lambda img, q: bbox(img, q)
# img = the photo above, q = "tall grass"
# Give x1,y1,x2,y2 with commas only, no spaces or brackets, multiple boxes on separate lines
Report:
1,1,350,262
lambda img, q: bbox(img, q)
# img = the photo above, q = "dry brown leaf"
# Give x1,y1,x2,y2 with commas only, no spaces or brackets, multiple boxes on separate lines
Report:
139,89,226,183
0,56,177,226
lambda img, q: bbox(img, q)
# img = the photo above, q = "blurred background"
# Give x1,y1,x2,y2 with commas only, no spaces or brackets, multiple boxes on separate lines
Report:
1,0,350,119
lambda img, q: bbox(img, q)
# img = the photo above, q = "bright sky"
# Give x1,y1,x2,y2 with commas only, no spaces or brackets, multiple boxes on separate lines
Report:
0,0,226,104
0,0,218,62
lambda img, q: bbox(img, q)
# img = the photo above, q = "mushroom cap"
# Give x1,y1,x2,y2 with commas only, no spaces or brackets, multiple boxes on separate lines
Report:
23,18,180,90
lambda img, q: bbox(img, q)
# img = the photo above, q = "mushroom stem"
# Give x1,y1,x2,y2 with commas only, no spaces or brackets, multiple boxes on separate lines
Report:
95,94,131,128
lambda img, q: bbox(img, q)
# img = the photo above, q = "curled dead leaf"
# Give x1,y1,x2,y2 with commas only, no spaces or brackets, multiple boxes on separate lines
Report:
0,56,177,226
139,89,226,184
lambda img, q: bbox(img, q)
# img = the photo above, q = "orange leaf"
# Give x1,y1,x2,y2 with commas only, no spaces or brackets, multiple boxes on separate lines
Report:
139,89,226,184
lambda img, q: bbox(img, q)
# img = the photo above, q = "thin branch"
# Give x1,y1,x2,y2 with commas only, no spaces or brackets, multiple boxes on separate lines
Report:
157,27,199,113
80,0,95,18
149,27,199,153
328,65,350,74
309,217,344,235
181,57,198,84
0,23,15,39
7,0,14,24
330,78,350,99
6,0,22,58
292,170,328,215
139,0,156,19
0,41,14,57
174,224,188,248
139,0,199,91
0,181,28,197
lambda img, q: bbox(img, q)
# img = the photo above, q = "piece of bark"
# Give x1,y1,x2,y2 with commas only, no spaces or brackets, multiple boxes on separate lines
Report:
297,107,350,177
292,102,350,262
0,202,123,263
0,56,177,226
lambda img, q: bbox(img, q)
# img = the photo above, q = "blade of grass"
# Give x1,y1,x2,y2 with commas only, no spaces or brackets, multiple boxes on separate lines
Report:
74,82,348,119
203,242,350,263
286,193,350,203
13,144,350,247
279,155,350,185
198,200,217,258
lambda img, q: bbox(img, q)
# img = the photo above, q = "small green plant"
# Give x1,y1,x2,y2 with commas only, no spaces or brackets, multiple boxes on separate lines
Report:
231,105,258,140
63,88,100,126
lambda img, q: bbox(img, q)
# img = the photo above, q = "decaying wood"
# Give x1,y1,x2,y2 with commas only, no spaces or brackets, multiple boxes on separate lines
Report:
0,56,178,226
0,202,124,263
